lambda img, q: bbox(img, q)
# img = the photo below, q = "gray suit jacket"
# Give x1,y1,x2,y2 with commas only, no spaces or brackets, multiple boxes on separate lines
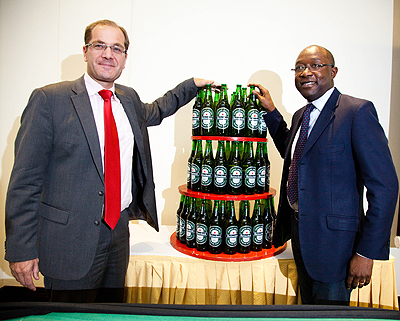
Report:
5,76,197,280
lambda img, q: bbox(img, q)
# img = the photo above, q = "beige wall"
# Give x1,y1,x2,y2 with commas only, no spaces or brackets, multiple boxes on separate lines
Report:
0,0,397,284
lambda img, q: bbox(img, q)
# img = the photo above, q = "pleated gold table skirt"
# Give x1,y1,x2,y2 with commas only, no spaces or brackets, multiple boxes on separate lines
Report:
125,254,398,310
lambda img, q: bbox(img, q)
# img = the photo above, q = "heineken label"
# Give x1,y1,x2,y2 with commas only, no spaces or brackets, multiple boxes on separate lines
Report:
201,164,213,187
265,222,273,242
209,225,222,247
244,166,256,188
187,162,191,183
176,214,180,236
191,163,200,184
186,220,196,241
258,110,267,133
201,107,214,130
232,108,245,130
256,166,266,187
180,217,186,237
214,165,227,187
247,109,259,131
252,224,264,245
225,225,238,247
229,166,242,188
192,108,200,129
216,107,229,130
196,223,208,245
239,225,252,247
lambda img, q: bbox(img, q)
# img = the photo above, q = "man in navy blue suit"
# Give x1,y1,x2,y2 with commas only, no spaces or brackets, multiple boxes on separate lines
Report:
251,45,398,305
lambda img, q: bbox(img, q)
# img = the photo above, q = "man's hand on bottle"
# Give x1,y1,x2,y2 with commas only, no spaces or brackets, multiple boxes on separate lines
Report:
248,83,276,113
194,78,221,91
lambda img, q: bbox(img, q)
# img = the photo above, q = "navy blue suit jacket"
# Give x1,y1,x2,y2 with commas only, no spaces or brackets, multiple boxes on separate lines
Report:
265,88,398,283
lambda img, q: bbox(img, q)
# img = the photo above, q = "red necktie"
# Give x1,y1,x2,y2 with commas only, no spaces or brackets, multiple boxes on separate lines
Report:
99,90,121,230
287,103,315,205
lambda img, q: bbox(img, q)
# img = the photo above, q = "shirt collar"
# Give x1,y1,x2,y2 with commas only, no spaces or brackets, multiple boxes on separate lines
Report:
84,73,116,99
309,87,335,112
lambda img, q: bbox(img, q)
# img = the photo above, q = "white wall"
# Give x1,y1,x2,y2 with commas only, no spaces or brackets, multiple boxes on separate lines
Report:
0,0,395,286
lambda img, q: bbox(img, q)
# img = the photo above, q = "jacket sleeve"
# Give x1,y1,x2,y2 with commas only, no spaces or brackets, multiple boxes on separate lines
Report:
5,88,53,262
141,78,198,127
264,108,291,159
351,100,398,259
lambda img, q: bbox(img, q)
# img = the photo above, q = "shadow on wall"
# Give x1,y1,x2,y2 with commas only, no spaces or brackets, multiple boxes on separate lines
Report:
61,54,87,81
247,70,292,207
161,99,193,226
160,70,293,225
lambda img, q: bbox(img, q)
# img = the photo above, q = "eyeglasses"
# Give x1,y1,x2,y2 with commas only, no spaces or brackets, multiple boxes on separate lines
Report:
85,42,126,55
291,63,333,74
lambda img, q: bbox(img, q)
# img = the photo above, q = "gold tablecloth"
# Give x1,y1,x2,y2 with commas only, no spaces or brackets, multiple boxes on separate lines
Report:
125,254,398,310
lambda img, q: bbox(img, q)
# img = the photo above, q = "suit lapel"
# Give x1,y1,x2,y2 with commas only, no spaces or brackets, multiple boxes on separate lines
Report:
71,76,104,183
284,107,305,162
303,88,340,155
115,86,148,174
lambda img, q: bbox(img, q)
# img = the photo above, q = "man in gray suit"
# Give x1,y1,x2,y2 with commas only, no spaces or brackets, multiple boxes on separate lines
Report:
5,19,215,302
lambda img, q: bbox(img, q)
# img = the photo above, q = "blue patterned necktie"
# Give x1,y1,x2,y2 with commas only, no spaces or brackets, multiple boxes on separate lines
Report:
287,103,315,205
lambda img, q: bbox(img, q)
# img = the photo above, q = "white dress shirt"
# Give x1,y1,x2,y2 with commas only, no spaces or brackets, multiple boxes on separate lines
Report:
84,73,134,212
291,87,335,157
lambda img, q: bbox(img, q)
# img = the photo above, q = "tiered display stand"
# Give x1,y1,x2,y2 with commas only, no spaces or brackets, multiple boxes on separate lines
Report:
170,135,286,262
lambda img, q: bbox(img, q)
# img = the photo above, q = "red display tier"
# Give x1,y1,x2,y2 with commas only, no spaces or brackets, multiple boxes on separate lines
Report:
170,232,286,262
192,136,267,142
178,184,276,201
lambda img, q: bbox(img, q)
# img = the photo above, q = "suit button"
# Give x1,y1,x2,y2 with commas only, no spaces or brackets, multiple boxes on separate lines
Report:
94,220,100,226
98,191,104,196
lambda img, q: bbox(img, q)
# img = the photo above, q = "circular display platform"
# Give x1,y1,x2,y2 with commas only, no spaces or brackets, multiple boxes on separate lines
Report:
192,136,267,142
179,185,276,201
170,232,286,262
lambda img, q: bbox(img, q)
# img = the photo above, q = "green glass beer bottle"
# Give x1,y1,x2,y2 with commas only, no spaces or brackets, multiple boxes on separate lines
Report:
223,200,238,254
219,200,227,223
201,140,214,193
214,89,220,108
251,199,263,251
201,84,214,136
242,141,256,195
215,84,230,136
228,140,243,195
176,194,186,240
192,88,205,136
263,142,270,192
230,85,246,137
186,197,198,248
237,200,252,253
257,98,268,138
191,140,203,192
209,200,223,254
225,141,231,160
187,140,196,189
262,197,273,249
246,85,259,137
179,196,191,244
213,141,228,194
196,199,209,252
255,142,266,194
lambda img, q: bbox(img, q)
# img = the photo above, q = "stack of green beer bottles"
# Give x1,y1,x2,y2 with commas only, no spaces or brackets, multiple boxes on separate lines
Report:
172,84,284,261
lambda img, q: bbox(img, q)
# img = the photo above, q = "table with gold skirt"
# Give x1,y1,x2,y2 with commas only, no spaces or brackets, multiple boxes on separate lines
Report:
125,225,398,310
